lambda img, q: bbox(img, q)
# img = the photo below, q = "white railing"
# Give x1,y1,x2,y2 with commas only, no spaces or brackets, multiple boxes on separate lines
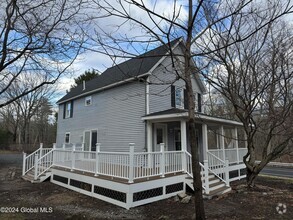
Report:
23,142,246,187
50,143,186,183
34,149,54,179
207,152,229,186
185,151,207,192
185,151,193,177
208,148,248,164
208,149,224,160
22,143,53,176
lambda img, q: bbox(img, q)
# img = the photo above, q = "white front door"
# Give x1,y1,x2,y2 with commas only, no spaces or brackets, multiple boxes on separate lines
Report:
154,124,167,152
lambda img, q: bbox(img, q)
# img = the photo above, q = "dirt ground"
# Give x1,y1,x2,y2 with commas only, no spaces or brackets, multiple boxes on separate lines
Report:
0,157,292,219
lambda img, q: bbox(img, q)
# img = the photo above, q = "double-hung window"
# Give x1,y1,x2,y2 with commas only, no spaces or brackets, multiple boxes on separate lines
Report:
63,101,73,119
175,88,184,108
65,102,71,118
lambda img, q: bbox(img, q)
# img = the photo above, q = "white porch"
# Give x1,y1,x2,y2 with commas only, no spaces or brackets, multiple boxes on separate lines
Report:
143,110,248,166
22,139,247,209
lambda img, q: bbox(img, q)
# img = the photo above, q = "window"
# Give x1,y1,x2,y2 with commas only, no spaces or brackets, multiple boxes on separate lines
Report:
63,101,73,119
175,88,184,108
65,102,71,118
194,93,202,112
65,132,70,144
85,96,92,106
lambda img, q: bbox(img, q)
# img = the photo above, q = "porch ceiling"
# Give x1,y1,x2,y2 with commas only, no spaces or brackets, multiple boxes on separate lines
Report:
141,108,243,127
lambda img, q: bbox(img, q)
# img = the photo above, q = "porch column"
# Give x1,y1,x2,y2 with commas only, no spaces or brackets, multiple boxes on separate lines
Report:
232,127,239,164
219,126,225,161
180,120,187,151
181,120,187,172
147,121,152,169
202,124,208,160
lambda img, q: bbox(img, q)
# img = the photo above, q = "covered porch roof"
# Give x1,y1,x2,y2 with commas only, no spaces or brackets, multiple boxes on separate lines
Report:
141,109,243,127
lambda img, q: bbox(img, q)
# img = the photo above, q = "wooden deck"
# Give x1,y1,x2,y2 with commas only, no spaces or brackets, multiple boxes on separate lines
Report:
52,164,185,184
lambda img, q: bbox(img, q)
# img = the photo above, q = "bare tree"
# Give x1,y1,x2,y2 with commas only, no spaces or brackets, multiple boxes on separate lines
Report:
0,0,88,108
0,73,57,150
201,16,293,187
85,0,292,218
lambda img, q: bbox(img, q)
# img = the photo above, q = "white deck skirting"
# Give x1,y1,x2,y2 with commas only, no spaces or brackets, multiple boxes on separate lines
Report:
51,168,186,209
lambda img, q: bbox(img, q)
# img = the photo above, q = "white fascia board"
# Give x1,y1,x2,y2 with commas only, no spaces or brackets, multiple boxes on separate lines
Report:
57,72,150,104
142,112,243,127
147,38,183,75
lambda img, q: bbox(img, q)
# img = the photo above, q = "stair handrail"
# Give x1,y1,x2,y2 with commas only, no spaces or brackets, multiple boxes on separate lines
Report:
185,151,193,177
184,151,206,190
207,151,227,184
34,148,54,180
22,148,42,175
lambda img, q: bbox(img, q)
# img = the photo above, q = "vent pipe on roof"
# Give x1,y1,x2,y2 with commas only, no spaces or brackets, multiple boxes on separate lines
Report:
83,80,86,90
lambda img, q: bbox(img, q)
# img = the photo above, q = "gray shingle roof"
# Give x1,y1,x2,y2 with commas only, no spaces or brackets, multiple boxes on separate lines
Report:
57,38,181,104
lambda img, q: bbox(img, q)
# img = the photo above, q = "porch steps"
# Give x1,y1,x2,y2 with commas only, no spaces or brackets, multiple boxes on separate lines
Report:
185,174,231,199
22,169,51,183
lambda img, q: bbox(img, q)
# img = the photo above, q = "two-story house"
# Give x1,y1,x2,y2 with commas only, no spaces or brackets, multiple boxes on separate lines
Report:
22,38,248,209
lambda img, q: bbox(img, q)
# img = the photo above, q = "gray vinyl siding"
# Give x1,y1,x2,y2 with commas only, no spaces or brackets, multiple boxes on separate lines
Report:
56,81,146,152
149,45,203,114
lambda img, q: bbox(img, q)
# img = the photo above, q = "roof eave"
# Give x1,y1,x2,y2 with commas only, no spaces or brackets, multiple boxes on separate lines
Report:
142,112,243,127
57,72,151,105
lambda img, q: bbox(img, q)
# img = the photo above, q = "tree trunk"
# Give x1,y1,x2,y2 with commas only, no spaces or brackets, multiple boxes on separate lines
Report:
189,118,205,219
246,168,258,187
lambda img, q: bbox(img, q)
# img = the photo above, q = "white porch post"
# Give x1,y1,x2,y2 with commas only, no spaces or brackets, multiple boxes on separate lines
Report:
22,152,26,176
34,153,38,180
147,121,152,168
232,128,239,164
180,120,187,172
39,143,43,158
71,144,75,171
52,143,56,165
95,143,101,176
180,120,187,151
219,126,225,161
225,159,230,187
202,124,208,160
128,143,135,183
160,143,165,177
62,143,66,163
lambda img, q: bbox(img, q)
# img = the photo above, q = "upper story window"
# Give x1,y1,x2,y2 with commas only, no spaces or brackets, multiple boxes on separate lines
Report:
63,101,73,119
171,85,187,109
195,93,202,112
85,96,92,106
175,88,184,108
65,102,71,118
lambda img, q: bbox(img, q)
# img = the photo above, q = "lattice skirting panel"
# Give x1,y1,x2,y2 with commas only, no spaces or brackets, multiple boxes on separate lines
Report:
50,168,186,209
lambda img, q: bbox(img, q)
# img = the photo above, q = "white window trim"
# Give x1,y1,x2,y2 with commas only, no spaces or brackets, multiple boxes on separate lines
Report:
175,88,184,109
65,132,70,144
85,96,92,106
